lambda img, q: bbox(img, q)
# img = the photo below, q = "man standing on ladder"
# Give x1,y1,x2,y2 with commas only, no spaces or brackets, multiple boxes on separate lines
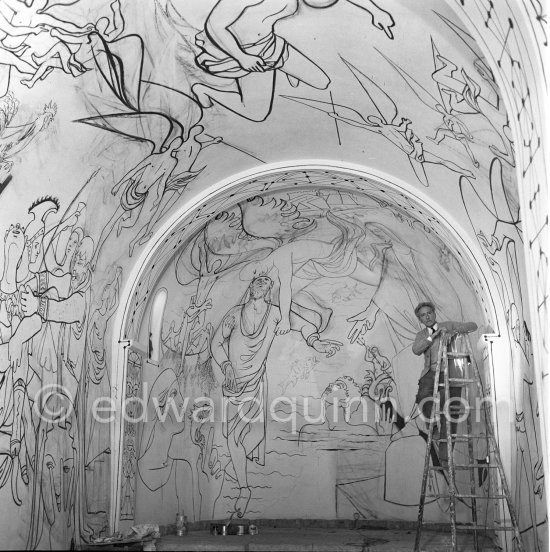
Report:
412,301,477,465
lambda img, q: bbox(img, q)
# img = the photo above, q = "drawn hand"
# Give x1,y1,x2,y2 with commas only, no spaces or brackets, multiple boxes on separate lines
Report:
313,339,343,358
375,403,394,436
8,334,24,369
369,10,395,39
223,363,238,393
275,319,291,335
347,321,365,344
347,304,379,344
237,54,266,72
20,285,39,316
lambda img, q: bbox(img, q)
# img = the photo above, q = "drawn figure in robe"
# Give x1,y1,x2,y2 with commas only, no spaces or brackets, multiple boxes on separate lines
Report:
211,275,342,517
137,368,225,520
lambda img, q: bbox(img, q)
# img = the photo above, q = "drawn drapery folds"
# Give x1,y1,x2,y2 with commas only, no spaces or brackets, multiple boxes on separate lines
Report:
134,185,484,523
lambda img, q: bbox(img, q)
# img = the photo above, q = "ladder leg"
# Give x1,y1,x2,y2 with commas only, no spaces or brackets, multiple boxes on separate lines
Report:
414,334,447,552
464,356,480,552
443,345,458,551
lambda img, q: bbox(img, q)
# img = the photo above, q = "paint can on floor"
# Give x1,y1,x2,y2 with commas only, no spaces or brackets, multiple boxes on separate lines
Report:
236,525,245,536
220,525,227,536
249,524,258,535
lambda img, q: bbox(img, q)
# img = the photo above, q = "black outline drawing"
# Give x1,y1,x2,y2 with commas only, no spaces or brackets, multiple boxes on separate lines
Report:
377,42,480,168
460,156,546,549
434,11,516,167
283,56,476,187
74,32,222,267
0,0,124,92
210,274,341,517
191,0,395,122
0,91,57,186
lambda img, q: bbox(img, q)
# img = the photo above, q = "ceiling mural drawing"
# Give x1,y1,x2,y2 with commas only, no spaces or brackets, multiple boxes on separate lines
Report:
0,0,546,550
284,56,476,187
191,0,396,122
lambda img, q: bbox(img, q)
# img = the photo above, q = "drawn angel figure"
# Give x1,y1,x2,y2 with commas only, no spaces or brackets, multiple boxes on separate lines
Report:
378,41,479,168
0,3,45,94
77,33,222,267
38,0,126,74
177,194,389,341
283,57,475,187
0,0,95,89
191,0,395,122
434,12,515,167
0,93,56,165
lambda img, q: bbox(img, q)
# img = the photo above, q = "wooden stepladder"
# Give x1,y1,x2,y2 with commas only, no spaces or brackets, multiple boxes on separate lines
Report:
414,330,524,552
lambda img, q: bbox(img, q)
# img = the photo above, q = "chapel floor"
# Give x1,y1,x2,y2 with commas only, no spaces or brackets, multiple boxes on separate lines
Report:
157,527,498,551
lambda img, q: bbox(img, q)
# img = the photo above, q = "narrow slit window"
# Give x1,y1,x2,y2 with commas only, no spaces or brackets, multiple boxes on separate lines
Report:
148,288,167,363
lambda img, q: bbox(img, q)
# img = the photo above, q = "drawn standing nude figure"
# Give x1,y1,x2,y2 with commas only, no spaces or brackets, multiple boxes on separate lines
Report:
192,0,395,121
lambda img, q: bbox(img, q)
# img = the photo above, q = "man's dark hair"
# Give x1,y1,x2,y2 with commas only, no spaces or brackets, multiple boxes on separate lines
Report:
414,301,436,318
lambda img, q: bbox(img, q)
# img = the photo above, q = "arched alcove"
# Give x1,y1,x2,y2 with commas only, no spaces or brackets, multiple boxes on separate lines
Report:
0,0,546,550
110,162,507,530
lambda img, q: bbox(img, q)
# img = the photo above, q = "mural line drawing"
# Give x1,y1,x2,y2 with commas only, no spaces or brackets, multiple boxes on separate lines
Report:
211,275,341,517
283,56,476,187
191,0,395,122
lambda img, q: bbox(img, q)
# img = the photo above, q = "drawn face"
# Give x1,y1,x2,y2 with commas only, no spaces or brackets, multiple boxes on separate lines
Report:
28,230,44,264
249,276,272,299
70,243,91,287
165,382,185,423
4,223,25,253
322,382,349,408
417,306,436,328
40,401,76,528
64,231,80,262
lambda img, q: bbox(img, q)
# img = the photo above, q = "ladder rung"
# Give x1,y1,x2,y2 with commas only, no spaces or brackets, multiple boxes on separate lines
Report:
427,494,508,499
447,352,470,358
430,464,499,470
455,524,517,531
448,378,476,383
439,435,484,441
